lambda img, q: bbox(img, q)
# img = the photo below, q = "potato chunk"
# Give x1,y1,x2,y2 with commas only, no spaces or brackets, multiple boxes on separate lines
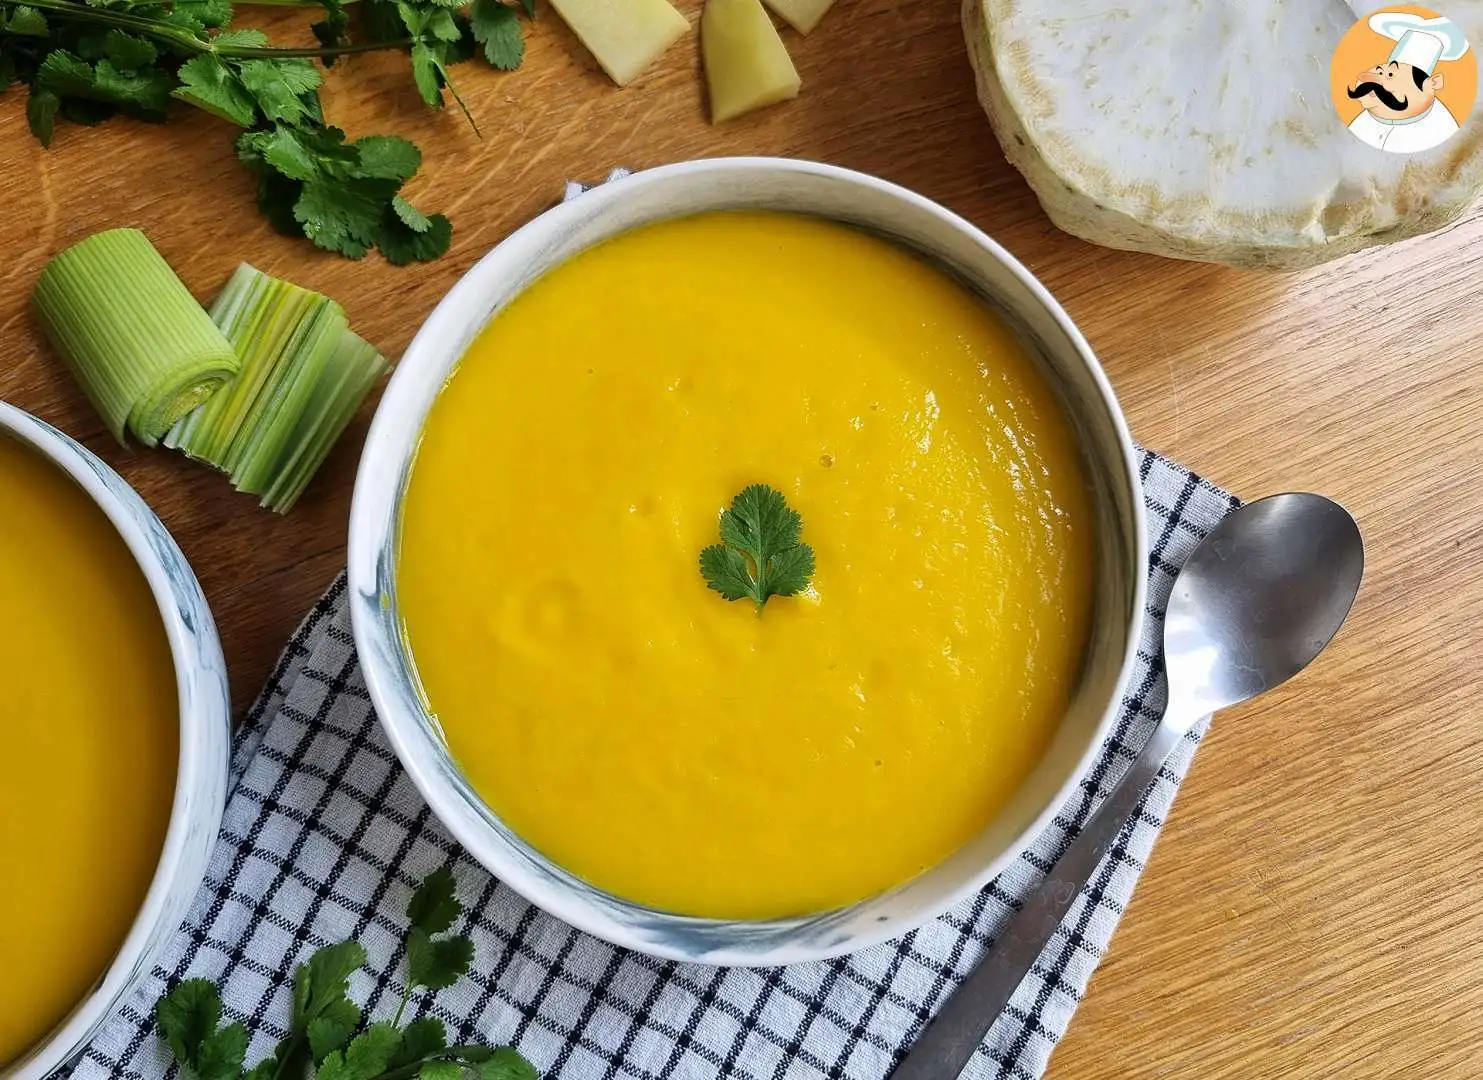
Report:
761,0,834,34
549,0,689,86
702,0,801,123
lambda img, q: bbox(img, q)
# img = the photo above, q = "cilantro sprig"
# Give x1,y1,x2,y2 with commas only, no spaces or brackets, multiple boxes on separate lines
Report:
700,483,816,612
155,868,536,1080
0,0,536,261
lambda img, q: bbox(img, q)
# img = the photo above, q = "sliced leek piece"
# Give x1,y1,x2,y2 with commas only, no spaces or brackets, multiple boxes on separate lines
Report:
258,331,386,513
167,263,323,467
167,263,388,514
31,229,239,446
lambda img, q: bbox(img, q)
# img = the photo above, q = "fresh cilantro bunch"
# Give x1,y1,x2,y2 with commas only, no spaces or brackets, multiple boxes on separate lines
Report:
0,0,534,262
700,483,816,612
155,868,537,1080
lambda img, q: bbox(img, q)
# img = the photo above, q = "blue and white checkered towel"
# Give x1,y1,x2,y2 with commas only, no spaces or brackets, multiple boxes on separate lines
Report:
68,439,1237,1080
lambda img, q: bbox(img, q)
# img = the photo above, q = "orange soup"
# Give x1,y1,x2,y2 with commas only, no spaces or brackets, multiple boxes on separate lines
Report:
0,437,178,1065
398,212,1093,919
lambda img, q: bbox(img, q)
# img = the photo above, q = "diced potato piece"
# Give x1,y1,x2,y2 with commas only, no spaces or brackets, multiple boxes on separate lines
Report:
548,0,690,86
702,0,801,123
761,0,834,34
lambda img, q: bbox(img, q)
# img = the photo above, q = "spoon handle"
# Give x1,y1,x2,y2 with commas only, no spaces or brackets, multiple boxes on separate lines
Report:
887,718,1187,1080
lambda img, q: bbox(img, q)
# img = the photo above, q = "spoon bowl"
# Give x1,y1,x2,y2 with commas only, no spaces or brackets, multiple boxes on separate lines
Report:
1164,493,1365,725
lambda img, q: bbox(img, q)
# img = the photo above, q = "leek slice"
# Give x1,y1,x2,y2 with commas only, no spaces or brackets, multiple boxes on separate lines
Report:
167,264,325,468
259,331,387,513
31,229,240,446
166,263,388,514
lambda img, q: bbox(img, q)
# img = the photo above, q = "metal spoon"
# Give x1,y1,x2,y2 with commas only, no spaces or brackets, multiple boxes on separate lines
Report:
889,492,1364,1080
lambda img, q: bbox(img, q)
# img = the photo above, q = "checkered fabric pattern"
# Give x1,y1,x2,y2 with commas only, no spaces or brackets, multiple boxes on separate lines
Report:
67,450,1236,1080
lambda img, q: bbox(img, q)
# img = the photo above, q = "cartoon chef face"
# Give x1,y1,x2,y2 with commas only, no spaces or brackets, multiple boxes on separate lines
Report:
1348,15,1469,122
1349,57,1445,121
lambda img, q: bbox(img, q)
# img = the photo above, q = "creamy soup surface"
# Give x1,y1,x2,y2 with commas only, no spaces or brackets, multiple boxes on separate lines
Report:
0,437,177,1065
399,212,1093,919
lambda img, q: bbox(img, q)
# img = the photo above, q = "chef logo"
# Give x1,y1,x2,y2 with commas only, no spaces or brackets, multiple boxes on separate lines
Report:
1330,6,1476,153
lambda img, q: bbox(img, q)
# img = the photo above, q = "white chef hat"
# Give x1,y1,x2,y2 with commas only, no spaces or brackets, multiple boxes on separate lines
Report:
1368,13,1471,75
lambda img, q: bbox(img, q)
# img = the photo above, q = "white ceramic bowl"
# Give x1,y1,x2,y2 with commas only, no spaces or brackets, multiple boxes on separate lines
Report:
349,158,1146,966
0,403,231,1079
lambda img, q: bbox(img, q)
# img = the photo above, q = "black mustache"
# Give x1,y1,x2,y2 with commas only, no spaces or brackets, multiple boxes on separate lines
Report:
1349,81,1410,110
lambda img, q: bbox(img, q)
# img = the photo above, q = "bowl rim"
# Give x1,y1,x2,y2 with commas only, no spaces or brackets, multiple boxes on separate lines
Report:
349,156,1148,965
0,402,231,1079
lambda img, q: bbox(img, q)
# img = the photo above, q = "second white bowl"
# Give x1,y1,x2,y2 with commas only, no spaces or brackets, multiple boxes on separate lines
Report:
0,402,231,1079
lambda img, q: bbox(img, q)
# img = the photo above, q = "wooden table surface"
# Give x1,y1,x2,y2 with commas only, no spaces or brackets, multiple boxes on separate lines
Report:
4,2,1481,1076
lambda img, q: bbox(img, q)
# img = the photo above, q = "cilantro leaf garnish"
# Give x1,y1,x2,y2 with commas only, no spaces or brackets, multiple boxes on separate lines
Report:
403,865,475,996
378,209,453,266
155,979,249,1080
407,930,476,992
209,28,271,48
25,88,60,146
153,869,534,1080
470,0,524,70
405,865,461,935
700,484,816,612
236,57,322,124
294,939,367,1031
173,54,257,126
103,30,157,71
35,50,101,99
483,1047,540,1080
306,999,363,1063
316,1022,402,1080
173,0,233,30
389,1016,447,1067
390,194,431,232
3,4,48,36
353,135,423,181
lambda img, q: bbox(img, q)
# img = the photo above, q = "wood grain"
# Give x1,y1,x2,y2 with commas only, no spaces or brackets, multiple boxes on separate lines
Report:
2,2,1481,1076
